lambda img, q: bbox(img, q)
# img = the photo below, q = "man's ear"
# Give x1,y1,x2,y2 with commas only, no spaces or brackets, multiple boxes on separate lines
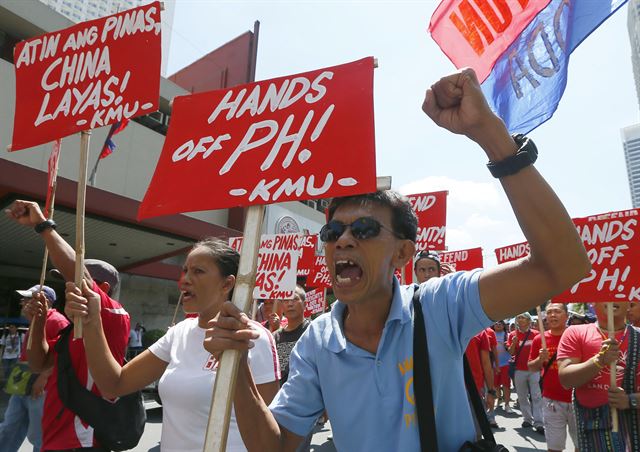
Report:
392,240,416,270
98,281,111,295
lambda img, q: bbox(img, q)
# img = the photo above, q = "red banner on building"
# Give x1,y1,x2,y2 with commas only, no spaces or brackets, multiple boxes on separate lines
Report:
138,57,377,220
554,209,640,303
441,247,483,271
11,2,161,151
406,191,448,251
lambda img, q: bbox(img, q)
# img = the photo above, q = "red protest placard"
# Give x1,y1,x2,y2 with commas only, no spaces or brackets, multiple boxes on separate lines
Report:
138,57,377,220
406,191,447,251
229,233,301,299
308,255,332,289
440,247,483,272
554,209,640,303
11,2,161,151
494,241,530,265
44,139,61,217
297,234,317,277
304,288,326,317
394,262,413,284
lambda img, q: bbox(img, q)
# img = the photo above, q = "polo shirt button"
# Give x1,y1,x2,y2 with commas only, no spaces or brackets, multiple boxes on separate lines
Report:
376,360,381,366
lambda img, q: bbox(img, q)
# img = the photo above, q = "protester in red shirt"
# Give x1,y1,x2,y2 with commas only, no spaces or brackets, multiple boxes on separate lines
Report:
558,302,640,450
528,303,576,451
465,330,497,427
7,200,130,451
627,302,640,328
508,312,543,431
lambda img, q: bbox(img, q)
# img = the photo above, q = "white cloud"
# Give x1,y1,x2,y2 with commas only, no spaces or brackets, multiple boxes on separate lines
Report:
398,176,501,208
398,176,526,267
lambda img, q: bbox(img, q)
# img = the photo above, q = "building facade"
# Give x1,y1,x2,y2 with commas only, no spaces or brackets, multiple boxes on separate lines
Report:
622,124,640,208
630,0,640,109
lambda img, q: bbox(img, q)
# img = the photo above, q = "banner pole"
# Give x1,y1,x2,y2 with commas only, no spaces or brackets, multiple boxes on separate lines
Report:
29,142,61,350
73,130,91,339
535,306,547,350
607,302,618,433
170,293,183,328
203,204,264,452
251,298,258,320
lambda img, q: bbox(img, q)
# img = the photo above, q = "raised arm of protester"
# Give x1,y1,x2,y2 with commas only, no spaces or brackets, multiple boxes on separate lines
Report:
204,68,590,452
5,200,94,371
5,200,93,284
422,68,589,320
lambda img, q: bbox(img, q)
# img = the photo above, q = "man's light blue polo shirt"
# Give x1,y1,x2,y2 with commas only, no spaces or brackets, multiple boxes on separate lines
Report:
269,270,492,451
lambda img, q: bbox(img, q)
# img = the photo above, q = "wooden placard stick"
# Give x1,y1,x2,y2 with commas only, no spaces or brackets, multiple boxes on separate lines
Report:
607,302,619,433
203,204,265,452
29,141,61,350
170,292,183,328
73,130,91,339
535,305,547,350
203,177,391,451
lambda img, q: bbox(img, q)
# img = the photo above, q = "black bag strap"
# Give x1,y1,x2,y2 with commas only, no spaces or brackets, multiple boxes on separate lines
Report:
539,350,557,386
462,355,497,444
412,286,499,450
412,286,438,451
512,330,531,363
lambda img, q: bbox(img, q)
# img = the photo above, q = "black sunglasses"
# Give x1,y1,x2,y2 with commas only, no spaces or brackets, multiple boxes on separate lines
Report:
319,217,402,242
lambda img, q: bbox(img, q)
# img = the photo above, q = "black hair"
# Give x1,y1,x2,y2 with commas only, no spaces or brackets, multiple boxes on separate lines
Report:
192,238,240,297
327,191,418,242
546,302,568,314
414,251,441,273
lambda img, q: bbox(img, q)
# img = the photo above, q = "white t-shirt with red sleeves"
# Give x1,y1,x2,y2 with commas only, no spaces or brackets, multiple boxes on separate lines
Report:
149,318,280,452
557,323,640,408
42,281,130,451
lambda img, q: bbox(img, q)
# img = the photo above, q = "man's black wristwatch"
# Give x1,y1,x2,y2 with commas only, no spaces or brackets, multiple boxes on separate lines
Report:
629,394,638,409
487,134,538,178
34,219,57,234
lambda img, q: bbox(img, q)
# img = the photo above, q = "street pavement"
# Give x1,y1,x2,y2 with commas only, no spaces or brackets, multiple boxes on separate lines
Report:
16,397,575,451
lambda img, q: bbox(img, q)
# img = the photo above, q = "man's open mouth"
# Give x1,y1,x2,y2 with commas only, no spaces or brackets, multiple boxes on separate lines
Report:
335,259,363,285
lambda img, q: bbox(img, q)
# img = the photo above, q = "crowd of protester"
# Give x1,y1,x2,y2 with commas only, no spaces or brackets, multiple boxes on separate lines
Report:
0,69,638,452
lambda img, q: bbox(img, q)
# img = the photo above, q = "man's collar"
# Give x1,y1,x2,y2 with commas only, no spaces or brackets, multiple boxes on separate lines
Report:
324,276,412,353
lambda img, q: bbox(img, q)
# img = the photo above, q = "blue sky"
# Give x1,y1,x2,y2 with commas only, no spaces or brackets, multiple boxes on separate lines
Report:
166,1,637,266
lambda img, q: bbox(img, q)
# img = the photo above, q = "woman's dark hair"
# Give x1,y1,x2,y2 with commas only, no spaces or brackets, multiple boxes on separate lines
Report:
326,191,418,242
192,238,240,297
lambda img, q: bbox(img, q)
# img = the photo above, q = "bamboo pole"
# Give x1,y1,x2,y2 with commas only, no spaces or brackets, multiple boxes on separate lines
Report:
535,306,547,350
607,302,619,433
170,293,183,328
73,130,91,339
29,141,61,350
203,204,265,452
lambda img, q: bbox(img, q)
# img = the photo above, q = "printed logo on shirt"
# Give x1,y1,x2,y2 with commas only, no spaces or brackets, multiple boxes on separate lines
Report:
203,354,219,371
398,355,417,428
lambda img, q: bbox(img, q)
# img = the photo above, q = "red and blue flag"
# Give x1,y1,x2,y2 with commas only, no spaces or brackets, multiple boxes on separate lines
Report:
430,0,627,134
99,118,129,159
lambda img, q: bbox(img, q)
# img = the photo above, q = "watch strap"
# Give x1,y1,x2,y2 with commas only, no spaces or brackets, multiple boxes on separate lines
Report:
487,134,538,178
34,219,57,234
